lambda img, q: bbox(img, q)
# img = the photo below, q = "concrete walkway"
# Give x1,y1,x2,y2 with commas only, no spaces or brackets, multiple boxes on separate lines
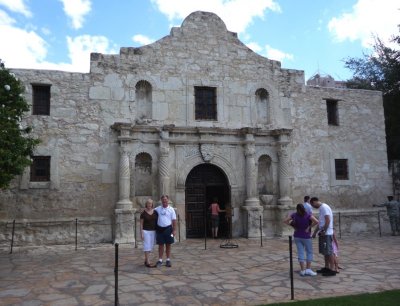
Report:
1,235,400,305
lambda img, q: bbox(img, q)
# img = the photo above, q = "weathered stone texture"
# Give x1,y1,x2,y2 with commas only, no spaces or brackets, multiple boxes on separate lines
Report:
0,11,392,244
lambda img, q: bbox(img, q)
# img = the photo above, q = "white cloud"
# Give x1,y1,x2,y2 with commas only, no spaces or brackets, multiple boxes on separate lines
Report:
0,10,48,69
265,45,294,62
65,35,118,71
0,0,31,17
132,34,155,46
59,0,91,30
151,0,280,34
328,0,400,48
245,42,262,53
0,7,116,72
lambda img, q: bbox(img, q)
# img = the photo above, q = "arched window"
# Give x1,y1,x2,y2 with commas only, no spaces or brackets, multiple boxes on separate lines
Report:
255,88,269,125
135,80,152,120
134,153,152,196
257,155,273,194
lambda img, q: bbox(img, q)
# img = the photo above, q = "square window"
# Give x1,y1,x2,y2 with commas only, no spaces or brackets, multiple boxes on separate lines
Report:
30,156,50,182
326,99,338,126
32,84,51,115
335,159,348,180
195,86,217,120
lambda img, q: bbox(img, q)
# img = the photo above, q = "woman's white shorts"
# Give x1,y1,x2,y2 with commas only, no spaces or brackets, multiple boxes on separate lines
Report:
143,230,156,252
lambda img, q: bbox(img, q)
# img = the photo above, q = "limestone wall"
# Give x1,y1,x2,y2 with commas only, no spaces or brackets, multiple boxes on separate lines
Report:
0,69,119,243
0,11,392,244
290,86,392,208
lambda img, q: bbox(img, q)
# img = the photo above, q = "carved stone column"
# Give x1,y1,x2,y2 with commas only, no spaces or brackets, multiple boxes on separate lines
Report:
241,133,263,238
244,135,259,206
114,139,135,244
159,130,170,197
117,147,132,209
277,134,293,206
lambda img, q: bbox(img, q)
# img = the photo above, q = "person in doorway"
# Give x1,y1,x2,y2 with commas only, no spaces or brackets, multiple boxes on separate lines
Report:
140,198,158,267
209,198,225,238
373,196,400,236
284,203,319,276
155,195,177,267
310,197,336,276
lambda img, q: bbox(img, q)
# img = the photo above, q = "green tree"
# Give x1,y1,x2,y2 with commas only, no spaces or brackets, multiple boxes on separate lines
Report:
0,60,40,189
344,28,400,160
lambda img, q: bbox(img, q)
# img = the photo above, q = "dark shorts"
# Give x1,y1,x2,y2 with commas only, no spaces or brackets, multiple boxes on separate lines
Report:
156,225,174,245
211,215,219,228
319,234,333,256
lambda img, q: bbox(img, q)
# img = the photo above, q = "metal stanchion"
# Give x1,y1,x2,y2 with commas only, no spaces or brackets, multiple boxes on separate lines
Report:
378,211,382,237
10,220,15,254
204,210,207,250
338,212,341,239
75,218,78,251
178,214,181,243
114,243,119,306
289,236,294,300
260,215,263,247
134,214,137,248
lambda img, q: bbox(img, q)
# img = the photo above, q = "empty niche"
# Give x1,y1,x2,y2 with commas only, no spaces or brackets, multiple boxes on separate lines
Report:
135,80,152,120
255,88,269,125
134,152,152,196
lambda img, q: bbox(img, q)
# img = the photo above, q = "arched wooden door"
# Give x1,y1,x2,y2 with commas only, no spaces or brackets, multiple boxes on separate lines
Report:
185,164,230,238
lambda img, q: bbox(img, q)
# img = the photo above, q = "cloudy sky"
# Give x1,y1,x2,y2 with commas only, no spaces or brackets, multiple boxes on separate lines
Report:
0,0,398,80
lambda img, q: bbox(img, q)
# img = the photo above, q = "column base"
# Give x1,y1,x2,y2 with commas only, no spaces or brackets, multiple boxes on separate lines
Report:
241,205,264,238
114,208,136,244
116,199,133,210
244,197,260,206
278,196,293,206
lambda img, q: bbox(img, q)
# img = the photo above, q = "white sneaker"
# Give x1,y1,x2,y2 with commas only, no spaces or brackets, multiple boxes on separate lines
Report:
305,269,317,276
299,270,306,276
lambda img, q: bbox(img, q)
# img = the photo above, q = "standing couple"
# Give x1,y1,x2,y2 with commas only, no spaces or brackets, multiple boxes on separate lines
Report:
140,195,177,268
284,196,338,277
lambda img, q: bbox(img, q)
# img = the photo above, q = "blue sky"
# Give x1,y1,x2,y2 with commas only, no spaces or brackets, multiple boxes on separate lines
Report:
0,0,399,81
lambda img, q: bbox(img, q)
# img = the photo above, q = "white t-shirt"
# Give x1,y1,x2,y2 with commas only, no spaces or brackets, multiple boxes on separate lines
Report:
155,205,177,227
318,203,333,235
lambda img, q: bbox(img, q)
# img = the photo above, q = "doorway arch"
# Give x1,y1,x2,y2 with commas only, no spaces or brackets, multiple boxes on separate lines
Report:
185,164,230,238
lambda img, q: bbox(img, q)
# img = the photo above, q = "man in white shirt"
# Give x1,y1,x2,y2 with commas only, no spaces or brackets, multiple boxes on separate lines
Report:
155,195,177,267
310,197,336,276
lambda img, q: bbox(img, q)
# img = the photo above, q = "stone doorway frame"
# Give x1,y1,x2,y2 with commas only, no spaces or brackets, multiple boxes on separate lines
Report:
184,163,231,238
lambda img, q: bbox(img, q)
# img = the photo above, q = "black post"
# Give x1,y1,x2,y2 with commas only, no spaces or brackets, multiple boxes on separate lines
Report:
178,214,181,243
260,215,263,247
338,212,341,239
204,209,207,250
114,243,119,306
134,214,137,249
378,211,382,237
289,236,294,300
75,218,78,251
10,220,15,254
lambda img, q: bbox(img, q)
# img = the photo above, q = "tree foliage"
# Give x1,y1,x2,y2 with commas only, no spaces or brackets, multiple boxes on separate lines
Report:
0,60,40,189
345,28,400,160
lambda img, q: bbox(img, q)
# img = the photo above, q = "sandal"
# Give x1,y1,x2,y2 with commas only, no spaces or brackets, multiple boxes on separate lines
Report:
145,262,152,267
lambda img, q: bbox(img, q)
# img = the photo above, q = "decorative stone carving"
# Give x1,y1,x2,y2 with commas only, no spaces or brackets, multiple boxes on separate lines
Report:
200,143,215,162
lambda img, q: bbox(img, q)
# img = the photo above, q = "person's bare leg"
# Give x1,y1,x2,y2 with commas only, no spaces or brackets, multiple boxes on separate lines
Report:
158,244,164,261
300,262,305,271
166,244,171,259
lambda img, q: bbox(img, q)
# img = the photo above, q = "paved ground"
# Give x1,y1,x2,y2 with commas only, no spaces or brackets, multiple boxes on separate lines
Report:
0,235,400,306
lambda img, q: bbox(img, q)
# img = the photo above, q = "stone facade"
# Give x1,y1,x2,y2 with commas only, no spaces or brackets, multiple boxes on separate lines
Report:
0,11,392,245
